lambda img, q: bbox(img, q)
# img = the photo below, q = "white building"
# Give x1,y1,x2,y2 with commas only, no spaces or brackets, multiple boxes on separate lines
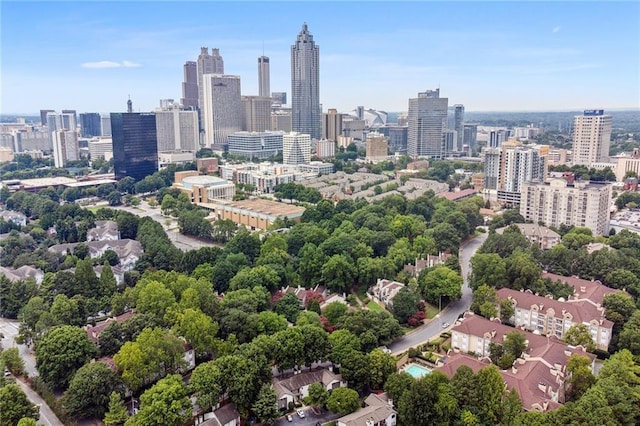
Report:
520,179,612,235
407,88,448,158
88,138,113,161
227,131,283,160
201,74,242,148
283,132,311,165
154,106,199,152
315,139,335,159
571,110,612,166
52,130,79,167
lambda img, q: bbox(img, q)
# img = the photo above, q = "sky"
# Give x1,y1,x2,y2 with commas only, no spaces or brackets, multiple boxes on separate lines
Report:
1,1,639,114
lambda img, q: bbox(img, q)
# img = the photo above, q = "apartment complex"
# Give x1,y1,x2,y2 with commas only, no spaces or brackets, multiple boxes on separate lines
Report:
571,110,612,166
519,179,611,235
365,132,389,162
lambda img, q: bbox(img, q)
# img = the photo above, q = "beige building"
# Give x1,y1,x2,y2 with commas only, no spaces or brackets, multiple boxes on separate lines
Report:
200,199,305,231
315,139,335,159
365,132,389,162
0,146,14,162
519,179,611,235
173,171,235,202
322,108,344,141
495,223,561,250
613,149,640,181
571,110,612,166
271,109,292,132
242,96,272,132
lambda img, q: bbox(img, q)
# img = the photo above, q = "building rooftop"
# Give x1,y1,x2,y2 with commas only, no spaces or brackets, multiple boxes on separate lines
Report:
541,272,618,306
181,175,233,188
200,198,306,217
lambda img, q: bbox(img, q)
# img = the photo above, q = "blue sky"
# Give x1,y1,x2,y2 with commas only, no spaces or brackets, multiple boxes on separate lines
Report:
1,1,639,114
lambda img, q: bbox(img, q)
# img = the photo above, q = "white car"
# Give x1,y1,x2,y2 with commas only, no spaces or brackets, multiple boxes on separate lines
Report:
287,414,293,422
297,409,305,418
442,322,450,328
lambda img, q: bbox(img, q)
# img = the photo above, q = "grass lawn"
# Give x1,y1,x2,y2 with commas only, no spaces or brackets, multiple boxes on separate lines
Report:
423,303,439,319
86,206,103,213
366,300,385,313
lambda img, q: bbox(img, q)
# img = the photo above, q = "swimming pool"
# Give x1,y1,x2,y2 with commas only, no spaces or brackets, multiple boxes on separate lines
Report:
404,363,431,378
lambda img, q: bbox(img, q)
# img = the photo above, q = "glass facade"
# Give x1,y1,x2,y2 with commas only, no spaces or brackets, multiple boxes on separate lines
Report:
111,113,158,181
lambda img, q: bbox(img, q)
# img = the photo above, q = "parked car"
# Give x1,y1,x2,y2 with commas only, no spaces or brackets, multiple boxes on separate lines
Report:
297,409,305,418
287,414,293,422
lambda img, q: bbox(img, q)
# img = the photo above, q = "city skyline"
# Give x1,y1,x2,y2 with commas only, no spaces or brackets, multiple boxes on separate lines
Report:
1,1,639,114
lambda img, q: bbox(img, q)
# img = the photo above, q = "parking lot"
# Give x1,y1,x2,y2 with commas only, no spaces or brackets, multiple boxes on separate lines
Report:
274,407,342,426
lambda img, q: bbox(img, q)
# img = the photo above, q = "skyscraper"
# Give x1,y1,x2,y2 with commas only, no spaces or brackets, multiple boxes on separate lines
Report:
291,23,321,140
197,47,224,110
61,110,77,130
52,130,79,167
452,104,464,151
111,112,158,181
322,109,343,142
407,88,448,158
258,56,270,98
155,103,199,152
283,132,311,165
181,61,198,109
79,113,102,137
571,110,612,166
101,115,112,137
242,96,273,132
201,74,243,148
40,110,54,126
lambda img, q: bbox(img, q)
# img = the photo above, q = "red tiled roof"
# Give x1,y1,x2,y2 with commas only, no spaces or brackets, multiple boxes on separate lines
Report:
85,311,136,343
541,272,618,305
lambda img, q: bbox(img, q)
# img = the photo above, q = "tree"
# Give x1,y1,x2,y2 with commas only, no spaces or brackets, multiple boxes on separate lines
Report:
383,372,414,406
99,262,118,297
419,266,462,305
474,366,506,425
0,347,25,376
308,382,329,407
135,280,176,324
470,284,499,318
117,177,136,195
503,332,527,361
392,287,420,324
321,254,357,293
189,362,222,413
340,350,370,394
129,375,191,426
62,362,124,419
566,354,596,402
563,324,595,352
252,383,278,425
368,349,397,390
0,384,39,426
102,250,120,267
274,292,301,323
328,329,361,365
50,294,83,326
35,325,97,389
618,311,640,358
323,302,348,326
103,391,129,426
300,325,330,367
17,419,38,426
603,292,637,325
172,308,218,357
107,191,122,206
397,372,458,425
327,387,360,415
499,299,515,324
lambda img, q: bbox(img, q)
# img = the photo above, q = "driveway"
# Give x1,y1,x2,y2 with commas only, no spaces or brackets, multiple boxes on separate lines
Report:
274,407,342,426
388,232,488,354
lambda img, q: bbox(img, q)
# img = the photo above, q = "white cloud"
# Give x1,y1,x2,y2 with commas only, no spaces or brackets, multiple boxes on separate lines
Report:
552,26,561,33
81,60,141,69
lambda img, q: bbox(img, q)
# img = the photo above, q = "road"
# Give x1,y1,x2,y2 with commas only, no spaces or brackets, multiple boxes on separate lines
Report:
388,232,488,354
0,318,64,426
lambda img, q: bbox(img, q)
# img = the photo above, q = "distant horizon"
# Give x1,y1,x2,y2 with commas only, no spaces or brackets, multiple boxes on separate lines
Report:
2,2,638,113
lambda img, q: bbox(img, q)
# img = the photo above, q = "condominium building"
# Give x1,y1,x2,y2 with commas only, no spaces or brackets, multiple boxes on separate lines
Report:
365,132,388,162
463,124,478,154
52,130,79,167
291,23,321,139
519,179,612,235
200,74,242,148
271,92,287,106
407,88,448,158
483,139,547,205
155,104,199,152
283,132,311,165
322,109,344,141
227,131,284,159
316,139,335,159
242,96,272,132
571,110,612,166
447,104,464,151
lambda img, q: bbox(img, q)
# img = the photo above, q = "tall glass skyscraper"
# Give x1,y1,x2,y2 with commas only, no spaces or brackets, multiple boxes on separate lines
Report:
291,23,321,140
407,89,448,159
80,113,102,137
111,112,158,181
258,56,270,98
181,61,198,109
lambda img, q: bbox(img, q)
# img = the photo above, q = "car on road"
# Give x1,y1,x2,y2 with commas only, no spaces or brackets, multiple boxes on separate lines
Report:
4,369,10,377
442,322,450,328
297,409,305,418
286,414,293,422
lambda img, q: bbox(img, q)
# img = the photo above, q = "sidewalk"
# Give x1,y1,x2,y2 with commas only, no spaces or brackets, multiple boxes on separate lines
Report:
15,378,64,426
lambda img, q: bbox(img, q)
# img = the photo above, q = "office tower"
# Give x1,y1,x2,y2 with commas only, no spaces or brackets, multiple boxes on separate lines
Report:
197,47,225,110
520,179,611,235
155,104,199,152
443,130,456,155
79,113,102,137
571,110,612,166
52,130,79,167
407,88,448,158
482,139,547,205
365,132,388,162
388,126,408,153
40,110,54,126
46,112,62,131
111,112,158,181
88,138,113,161
101,115,112,136
463,124,478,154
283,131,311,165
291,23,321,140
322,109,344,141
242,96,272,132
201,74,242,148
271,92,287,106
61,110,77,130
316,139,335,158
181,61,198,109
272,110,292,132
450,104,464,151
489,129,510,148
342,119,366,140
227,131,284,159
258,56,270,98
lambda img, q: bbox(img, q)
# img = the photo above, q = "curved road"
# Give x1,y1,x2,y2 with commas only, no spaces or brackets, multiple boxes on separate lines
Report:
388,232,488,354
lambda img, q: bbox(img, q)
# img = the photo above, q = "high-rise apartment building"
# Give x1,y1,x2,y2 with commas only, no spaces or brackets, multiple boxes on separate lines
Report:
80,113,102,137
520,179,611,235
227,131,284,159
46,112,62,132
197,47,225,110
571,110,612,166
52,130,79,167
283,132,311,165
365,132,389,162
181,61,198,109
155,103,199,152
101,115,112,136
258,56,270,98
449,104,464,151
483,139,547,205
111,112,158,181
201,74,243,148
322,109,344,141
407,88,448,158
242,96,273,132
61,110,77,131
291,23,321,140
315,139,335,158
272,110,293,132
463,124,478,154
40,110,54,126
